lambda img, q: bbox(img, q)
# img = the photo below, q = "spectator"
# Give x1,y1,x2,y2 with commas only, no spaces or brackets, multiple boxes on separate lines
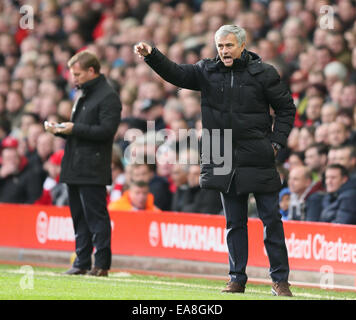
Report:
327,121,351,147
130,162,172,211
286,127,300,153
108,180,161,212
0,117,11,144
350,47,356,83
246,11,269,42
267,0,288,30
324,61,348,93
156,146,176,193
327,146,340,165
171,163,189,212
5,89,24,129
333,145,356,180
178,91,201,128
314,123,330,145
257,39,287,73
336,108,354,130
308,69,325,86
286,151,304,170
22,78,39,103
319,164,356,224
108,145,126,204
289,69,308,110
287,165,324,221
25,123,44,159
339,84,356,110
282,36,305,70
304,142,328,183
326,31,352,68
321,103,337,124
294,84,326,128
139,98,165,131
314,46,333,72
57,100,72,122
337,0,356,32
0,145,42,203
298,126,315,153
279,187,291,221
329,81,344,106
18,112,40,140
35,149,68,206
304,95,323,127
162,98,184,129
27,131,55,185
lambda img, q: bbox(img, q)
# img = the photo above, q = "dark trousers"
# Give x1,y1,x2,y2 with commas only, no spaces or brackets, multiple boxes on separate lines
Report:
68,184,112,270
220,177,289,285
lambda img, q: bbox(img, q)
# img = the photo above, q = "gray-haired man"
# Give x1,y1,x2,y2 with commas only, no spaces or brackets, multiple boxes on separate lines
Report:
135,25,295,296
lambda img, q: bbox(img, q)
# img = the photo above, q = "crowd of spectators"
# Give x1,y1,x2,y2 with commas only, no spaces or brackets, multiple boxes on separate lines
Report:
0,0,355,224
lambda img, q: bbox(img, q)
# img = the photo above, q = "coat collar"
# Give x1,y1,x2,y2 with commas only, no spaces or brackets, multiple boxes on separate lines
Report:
79,74,104,95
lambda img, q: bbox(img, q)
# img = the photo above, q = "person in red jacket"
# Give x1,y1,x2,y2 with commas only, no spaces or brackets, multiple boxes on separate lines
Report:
35,149,68,206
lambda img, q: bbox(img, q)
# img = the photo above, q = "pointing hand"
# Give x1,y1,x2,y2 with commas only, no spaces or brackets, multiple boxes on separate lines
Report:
134,42,152,58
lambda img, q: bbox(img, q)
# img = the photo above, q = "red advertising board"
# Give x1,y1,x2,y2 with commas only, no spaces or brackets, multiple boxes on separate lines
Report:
0,204,355,276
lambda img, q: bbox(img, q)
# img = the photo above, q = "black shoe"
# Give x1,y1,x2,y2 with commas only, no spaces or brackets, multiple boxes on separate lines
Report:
62,267,88,275
87,267,108,277
221,281,245,293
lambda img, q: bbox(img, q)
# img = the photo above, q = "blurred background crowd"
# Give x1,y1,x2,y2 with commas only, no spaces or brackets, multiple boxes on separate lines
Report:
0,0,355,224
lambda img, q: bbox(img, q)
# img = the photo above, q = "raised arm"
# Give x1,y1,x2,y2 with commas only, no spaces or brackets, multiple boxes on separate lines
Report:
134,42,201,91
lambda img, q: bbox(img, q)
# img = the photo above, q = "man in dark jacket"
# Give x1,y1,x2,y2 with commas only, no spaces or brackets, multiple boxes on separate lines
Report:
135,25,296,296
45,50,121,276
320,164,356,224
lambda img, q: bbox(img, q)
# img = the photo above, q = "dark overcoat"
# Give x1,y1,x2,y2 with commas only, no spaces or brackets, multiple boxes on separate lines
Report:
60,75,122,185
145,48,296,193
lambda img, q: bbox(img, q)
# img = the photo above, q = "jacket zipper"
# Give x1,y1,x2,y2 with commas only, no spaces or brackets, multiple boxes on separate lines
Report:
229,70,234,121
225,69,236,194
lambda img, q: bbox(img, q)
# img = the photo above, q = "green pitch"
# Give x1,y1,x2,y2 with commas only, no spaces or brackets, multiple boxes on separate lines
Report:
0,264,355,300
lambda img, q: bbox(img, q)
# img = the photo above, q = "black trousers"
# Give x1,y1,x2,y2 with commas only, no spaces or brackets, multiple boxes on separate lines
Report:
68,184,112,270
220,176,289,285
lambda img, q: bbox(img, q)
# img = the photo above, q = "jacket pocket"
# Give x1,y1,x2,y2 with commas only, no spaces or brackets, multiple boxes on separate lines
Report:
199,163,233,193
72,148,102,177
264,138,275,161
92,152,102,170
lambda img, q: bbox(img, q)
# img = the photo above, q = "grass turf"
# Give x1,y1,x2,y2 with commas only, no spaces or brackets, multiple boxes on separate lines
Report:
0,264,355,300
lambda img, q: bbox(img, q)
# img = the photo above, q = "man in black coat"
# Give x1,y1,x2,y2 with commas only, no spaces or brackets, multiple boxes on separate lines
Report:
319,164,356,224
45,50,121,276
135,25,296,296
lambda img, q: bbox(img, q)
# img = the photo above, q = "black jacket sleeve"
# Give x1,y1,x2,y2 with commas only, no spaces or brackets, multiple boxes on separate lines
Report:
144,48,201,91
